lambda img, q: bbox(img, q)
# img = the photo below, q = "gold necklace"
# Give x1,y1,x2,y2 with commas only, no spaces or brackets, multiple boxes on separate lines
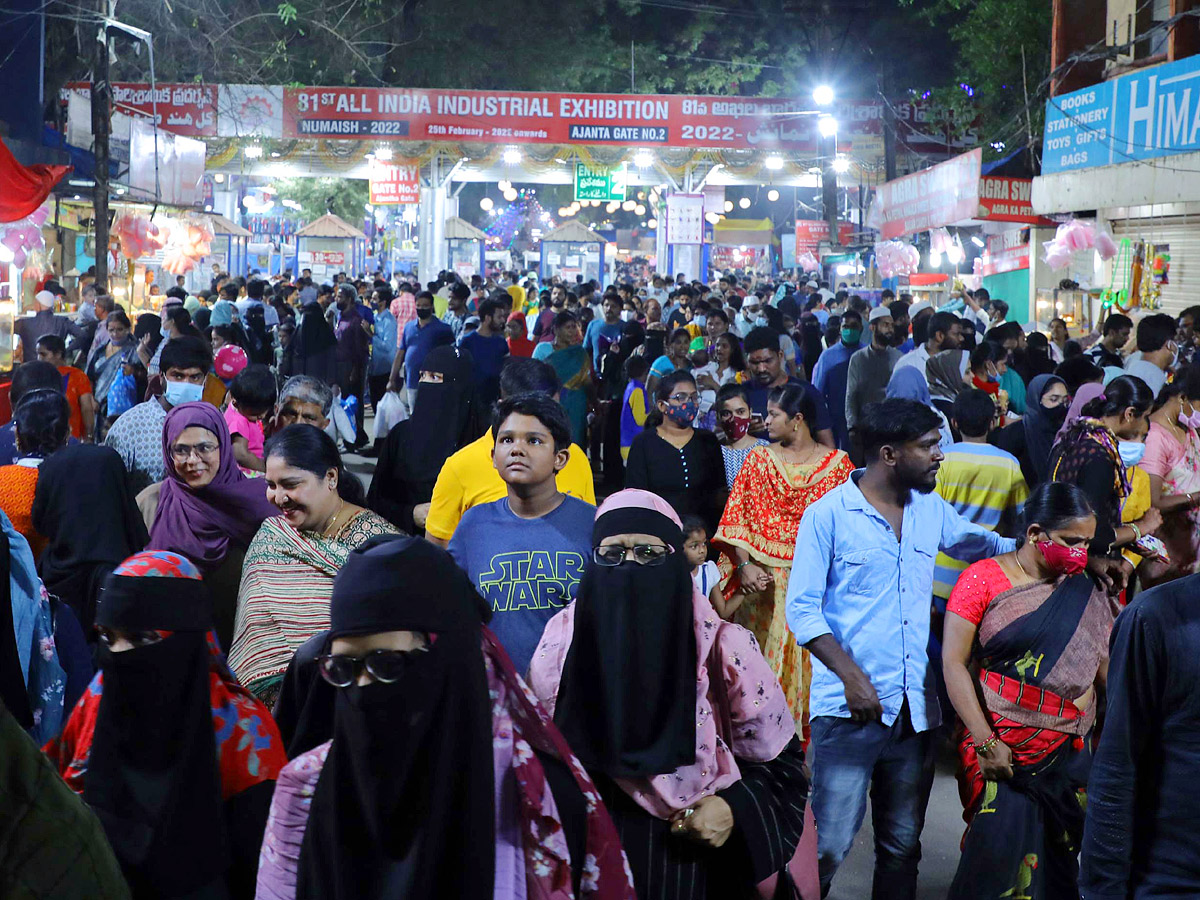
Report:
1014,550,1031,580
321,499,347,539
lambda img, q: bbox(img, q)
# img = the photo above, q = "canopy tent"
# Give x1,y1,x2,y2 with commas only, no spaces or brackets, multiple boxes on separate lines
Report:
444,215,488,279
293,213,367,277
206,213,252,280
539,220,605,284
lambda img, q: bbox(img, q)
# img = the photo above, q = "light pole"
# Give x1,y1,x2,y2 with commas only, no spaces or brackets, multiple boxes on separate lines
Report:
818,114,840,257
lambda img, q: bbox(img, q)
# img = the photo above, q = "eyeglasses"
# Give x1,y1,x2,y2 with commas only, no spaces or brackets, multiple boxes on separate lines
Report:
317,648,427,687
169,441,219,462
668,392,700,404
593,544,670,566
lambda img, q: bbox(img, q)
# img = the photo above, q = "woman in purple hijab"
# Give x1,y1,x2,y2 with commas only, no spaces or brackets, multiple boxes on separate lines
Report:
144,401,279,650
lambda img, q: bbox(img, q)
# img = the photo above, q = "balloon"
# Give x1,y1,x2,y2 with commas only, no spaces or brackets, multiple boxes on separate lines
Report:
1095,229,1118,260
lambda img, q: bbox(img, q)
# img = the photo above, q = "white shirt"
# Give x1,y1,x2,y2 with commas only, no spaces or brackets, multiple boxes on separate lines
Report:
894,344,969,381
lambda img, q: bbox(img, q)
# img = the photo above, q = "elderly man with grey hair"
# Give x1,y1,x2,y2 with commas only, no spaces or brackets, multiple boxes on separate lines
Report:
275,375,333,435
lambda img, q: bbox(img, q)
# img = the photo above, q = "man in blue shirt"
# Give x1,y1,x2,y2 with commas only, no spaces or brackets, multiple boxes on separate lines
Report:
449,393,594,673
582,292,624,372
366,285,397,417
810,309,863,451
786,397,1014,900
389,290,453,412
459,296,510,412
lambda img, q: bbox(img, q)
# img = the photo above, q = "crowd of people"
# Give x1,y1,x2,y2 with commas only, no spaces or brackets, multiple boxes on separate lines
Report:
2,263,1200,900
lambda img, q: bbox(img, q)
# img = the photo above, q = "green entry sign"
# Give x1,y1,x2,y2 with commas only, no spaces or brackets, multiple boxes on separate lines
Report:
574,163,627,202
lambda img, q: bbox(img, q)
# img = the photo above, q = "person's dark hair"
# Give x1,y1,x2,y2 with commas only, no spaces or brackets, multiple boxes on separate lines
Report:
1080,374,1154,418
1054,356,1104,395
951,388,996,438
10,360,65,406
768,382,817,438
1179,304,1200,324
655,369,697,404
841,309,863,329
160,335,212,374
164,306,192,331
552,310,578,332
743,326,781,356
1152,369,1189,411
264,423,365,504
13,389,70,457
858,398,943,461
715,332,747,372
887,300,909,321
212,324,242,349
1136,313,1178,353
969,341,1004,373
374,285,394,305
669,326,692,348
491,392,572,453
165,286,188,301
927,311,958,345
1102,313,1133,336
448,282,471,302
478,297,502,320
625,354,650,382
106,309,131,331
974,288,991,303
1063,339,1082,359
707,308,729,326
1026,331,1050,352
34,333,67,359
715,382,751,414
1015,482,1094,547
230,364,277,412
990,299,1009,321
499,356,560,399
246,279,266,301
219,283,239,301
1183,364,1200,403
679,514,708,540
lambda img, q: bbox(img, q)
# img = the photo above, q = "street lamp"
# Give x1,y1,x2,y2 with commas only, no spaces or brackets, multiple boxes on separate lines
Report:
764,155,784,170
818,115,838,138
831,156,850,174
374,145,393,161
813,85,835,106
633,150,654,168
479,197,494,211
502,148,522,165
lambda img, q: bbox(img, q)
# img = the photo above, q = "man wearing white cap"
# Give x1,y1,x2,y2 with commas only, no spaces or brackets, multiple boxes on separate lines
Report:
15,289,80,363
845,307,901,459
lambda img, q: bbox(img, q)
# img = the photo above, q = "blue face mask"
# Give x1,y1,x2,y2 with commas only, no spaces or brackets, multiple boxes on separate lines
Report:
160,325,171,339
694,315,707,328
754,316,768,328
163,379,204,407
1118,440,1146,468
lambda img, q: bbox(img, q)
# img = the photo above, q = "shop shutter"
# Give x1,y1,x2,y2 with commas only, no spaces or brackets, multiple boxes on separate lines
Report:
1109,217,1200,317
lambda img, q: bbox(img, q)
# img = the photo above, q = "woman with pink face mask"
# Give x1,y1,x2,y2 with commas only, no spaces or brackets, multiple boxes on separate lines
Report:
1142,371,1200,581
941,482,1114,900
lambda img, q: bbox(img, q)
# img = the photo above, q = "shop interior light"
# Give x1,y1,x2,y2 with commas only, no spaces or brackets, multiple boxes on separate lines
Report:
705,211,721,224
813,85,835,106
817,116,838,138
647,218,658,229
244,145,263,159
503,188,518,202
479,197,494,211
622,199,636,211
606,201,620,213
723,200,734,212
633,150,654,168
498,180,512,191
831,156,850,173
764,156,784,170
374,145,393,161
971,235,985,248
634,203,646,216
738,197,751,209
930,249,942,267
213,173,225,183
502,148,522,164
767,189,780,202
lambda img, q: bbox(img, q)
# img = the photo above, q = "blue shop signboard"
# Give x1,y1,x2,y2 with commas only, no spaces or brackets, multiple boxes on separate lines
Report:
1043,53,1200,174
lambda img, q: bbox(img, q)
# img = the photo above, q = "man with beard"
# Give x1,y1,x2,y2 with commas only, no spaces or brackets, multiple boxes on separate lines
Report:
743,326,836,449
786,398,1015,900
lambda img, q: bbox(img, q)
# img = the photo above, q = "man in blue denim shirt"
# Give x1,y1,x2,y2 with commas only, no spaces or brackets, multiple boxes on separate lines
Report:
786,398,1015,900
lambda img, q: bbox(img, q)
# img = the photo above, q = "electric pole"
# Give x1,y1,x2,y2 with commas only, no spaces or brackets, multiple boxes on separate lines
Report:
92,0,111,290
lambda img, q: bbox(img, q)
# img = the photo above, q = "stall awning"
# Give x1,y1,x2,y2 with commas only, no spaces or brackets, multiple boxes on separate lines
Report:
445,216,489,240
206,213,252,237
296,213,364,238
713,217,774,248
540,220,603,244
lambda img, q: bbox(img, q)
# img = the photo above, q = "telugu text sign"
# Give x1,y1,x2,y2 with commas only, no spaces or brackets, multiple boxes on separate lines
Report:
1041,51,1200,174
368,160,420,204
874,149,983,240
574,163,627,201
65,82,217,137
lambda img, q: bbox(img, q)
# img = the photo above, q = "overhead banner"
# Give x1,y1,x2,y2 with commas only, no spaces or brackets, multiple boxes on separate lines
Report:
1042,51,1200,174
982,228,1030,276
795,219,854,251
977,176,1055,225
64,82,217,136
368,159,420,204
872,149,983,240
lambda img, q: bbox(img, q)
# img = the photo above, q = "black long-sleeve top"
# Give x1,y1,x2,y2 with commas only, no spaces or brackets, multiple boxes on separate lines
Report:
624,427,725,536
1079,574,1200,899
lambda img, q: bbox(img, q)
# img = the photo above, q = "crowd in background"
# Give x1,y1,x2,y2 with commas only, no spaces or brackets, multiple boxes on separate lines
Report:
1,261,1199,900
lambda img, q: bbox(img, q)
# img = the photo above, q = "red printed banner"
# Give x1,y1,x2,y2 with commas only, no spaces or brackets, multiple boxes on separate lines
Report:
65,82,217,136
983,229,1030,276
795,219,854,251
311,251,346,266
874,149,983,240
368,160,420,204
978,177,1056,225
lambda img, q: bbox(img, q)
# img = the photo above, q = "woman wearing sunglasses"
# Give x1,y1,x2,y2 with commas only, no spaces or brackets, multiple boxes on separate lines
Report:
530,489,817,900
256,535,635,900
45,551,288,899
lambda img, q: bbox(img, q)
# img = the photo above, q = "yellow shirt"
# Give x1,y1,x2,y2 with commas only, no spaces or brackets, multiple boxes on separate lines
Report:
424,431,596,541
1121,465,1152,567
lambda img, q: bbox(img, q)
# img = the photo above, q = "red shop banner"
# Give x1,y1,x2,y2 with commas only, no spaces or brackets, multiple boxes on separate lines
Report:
368,159,420,204
873,148,983,240
65,82,217,137
982,229,1030,276
795,219,854,251
977,176,1055,225
280,87,966,152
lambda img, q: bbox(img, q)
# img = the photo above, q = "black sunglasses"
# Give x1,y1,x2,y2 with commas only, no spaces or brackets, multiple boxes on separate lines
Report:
317,647,427,687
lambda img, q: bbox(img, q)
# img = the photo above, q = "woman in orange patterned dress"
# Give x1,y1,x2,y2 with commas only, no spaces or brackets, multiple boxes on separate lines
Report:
716,382,853,736
0,389,70,558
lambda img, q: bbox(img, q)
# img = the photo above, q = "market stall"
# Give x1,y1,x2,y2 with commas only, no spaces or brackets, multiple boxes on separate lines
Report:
206,214,253,284
538,220,604,284
711,218,774,275
294,213,367,280
444,216,488,280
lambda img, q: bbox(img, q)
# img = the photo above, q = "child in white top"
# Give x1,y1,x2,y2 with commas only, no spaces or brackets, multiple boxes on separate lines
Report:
681,515,743,620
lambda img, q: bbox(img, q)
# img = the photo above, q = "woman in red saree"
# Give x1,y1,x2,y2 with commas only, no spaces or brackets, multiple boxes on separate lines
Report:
715,383,852,734
942,482,1116,900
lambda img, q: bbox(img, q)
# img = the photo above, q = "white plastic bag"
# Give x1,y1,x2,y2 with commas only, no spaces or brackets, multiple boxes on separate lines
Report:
373,389,408,441
329,387,357,445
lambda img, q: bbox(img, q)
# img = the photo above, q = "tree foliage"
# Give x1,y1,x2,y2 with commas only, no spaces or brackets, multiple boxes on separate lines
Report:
273,176,369,224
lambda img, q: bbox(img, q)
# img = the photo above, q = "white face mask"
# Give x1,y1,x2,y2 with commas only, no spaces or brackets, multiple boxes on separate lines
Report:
620,310,635,322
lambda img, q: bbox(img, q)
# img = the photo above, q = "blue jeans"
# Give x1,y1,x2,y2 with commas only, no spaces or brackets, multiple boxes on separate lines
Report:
810,705,935,900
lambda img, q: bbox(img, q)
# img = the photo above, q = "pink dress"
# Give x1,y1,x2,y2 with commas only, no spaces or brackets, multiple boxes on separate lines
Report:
1142,420,1200,577
224,405,265,460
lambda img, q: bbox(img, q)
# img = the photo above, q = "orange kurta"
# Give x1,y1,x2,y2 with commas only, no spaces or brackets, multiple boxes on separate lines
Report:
0,464,44,558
